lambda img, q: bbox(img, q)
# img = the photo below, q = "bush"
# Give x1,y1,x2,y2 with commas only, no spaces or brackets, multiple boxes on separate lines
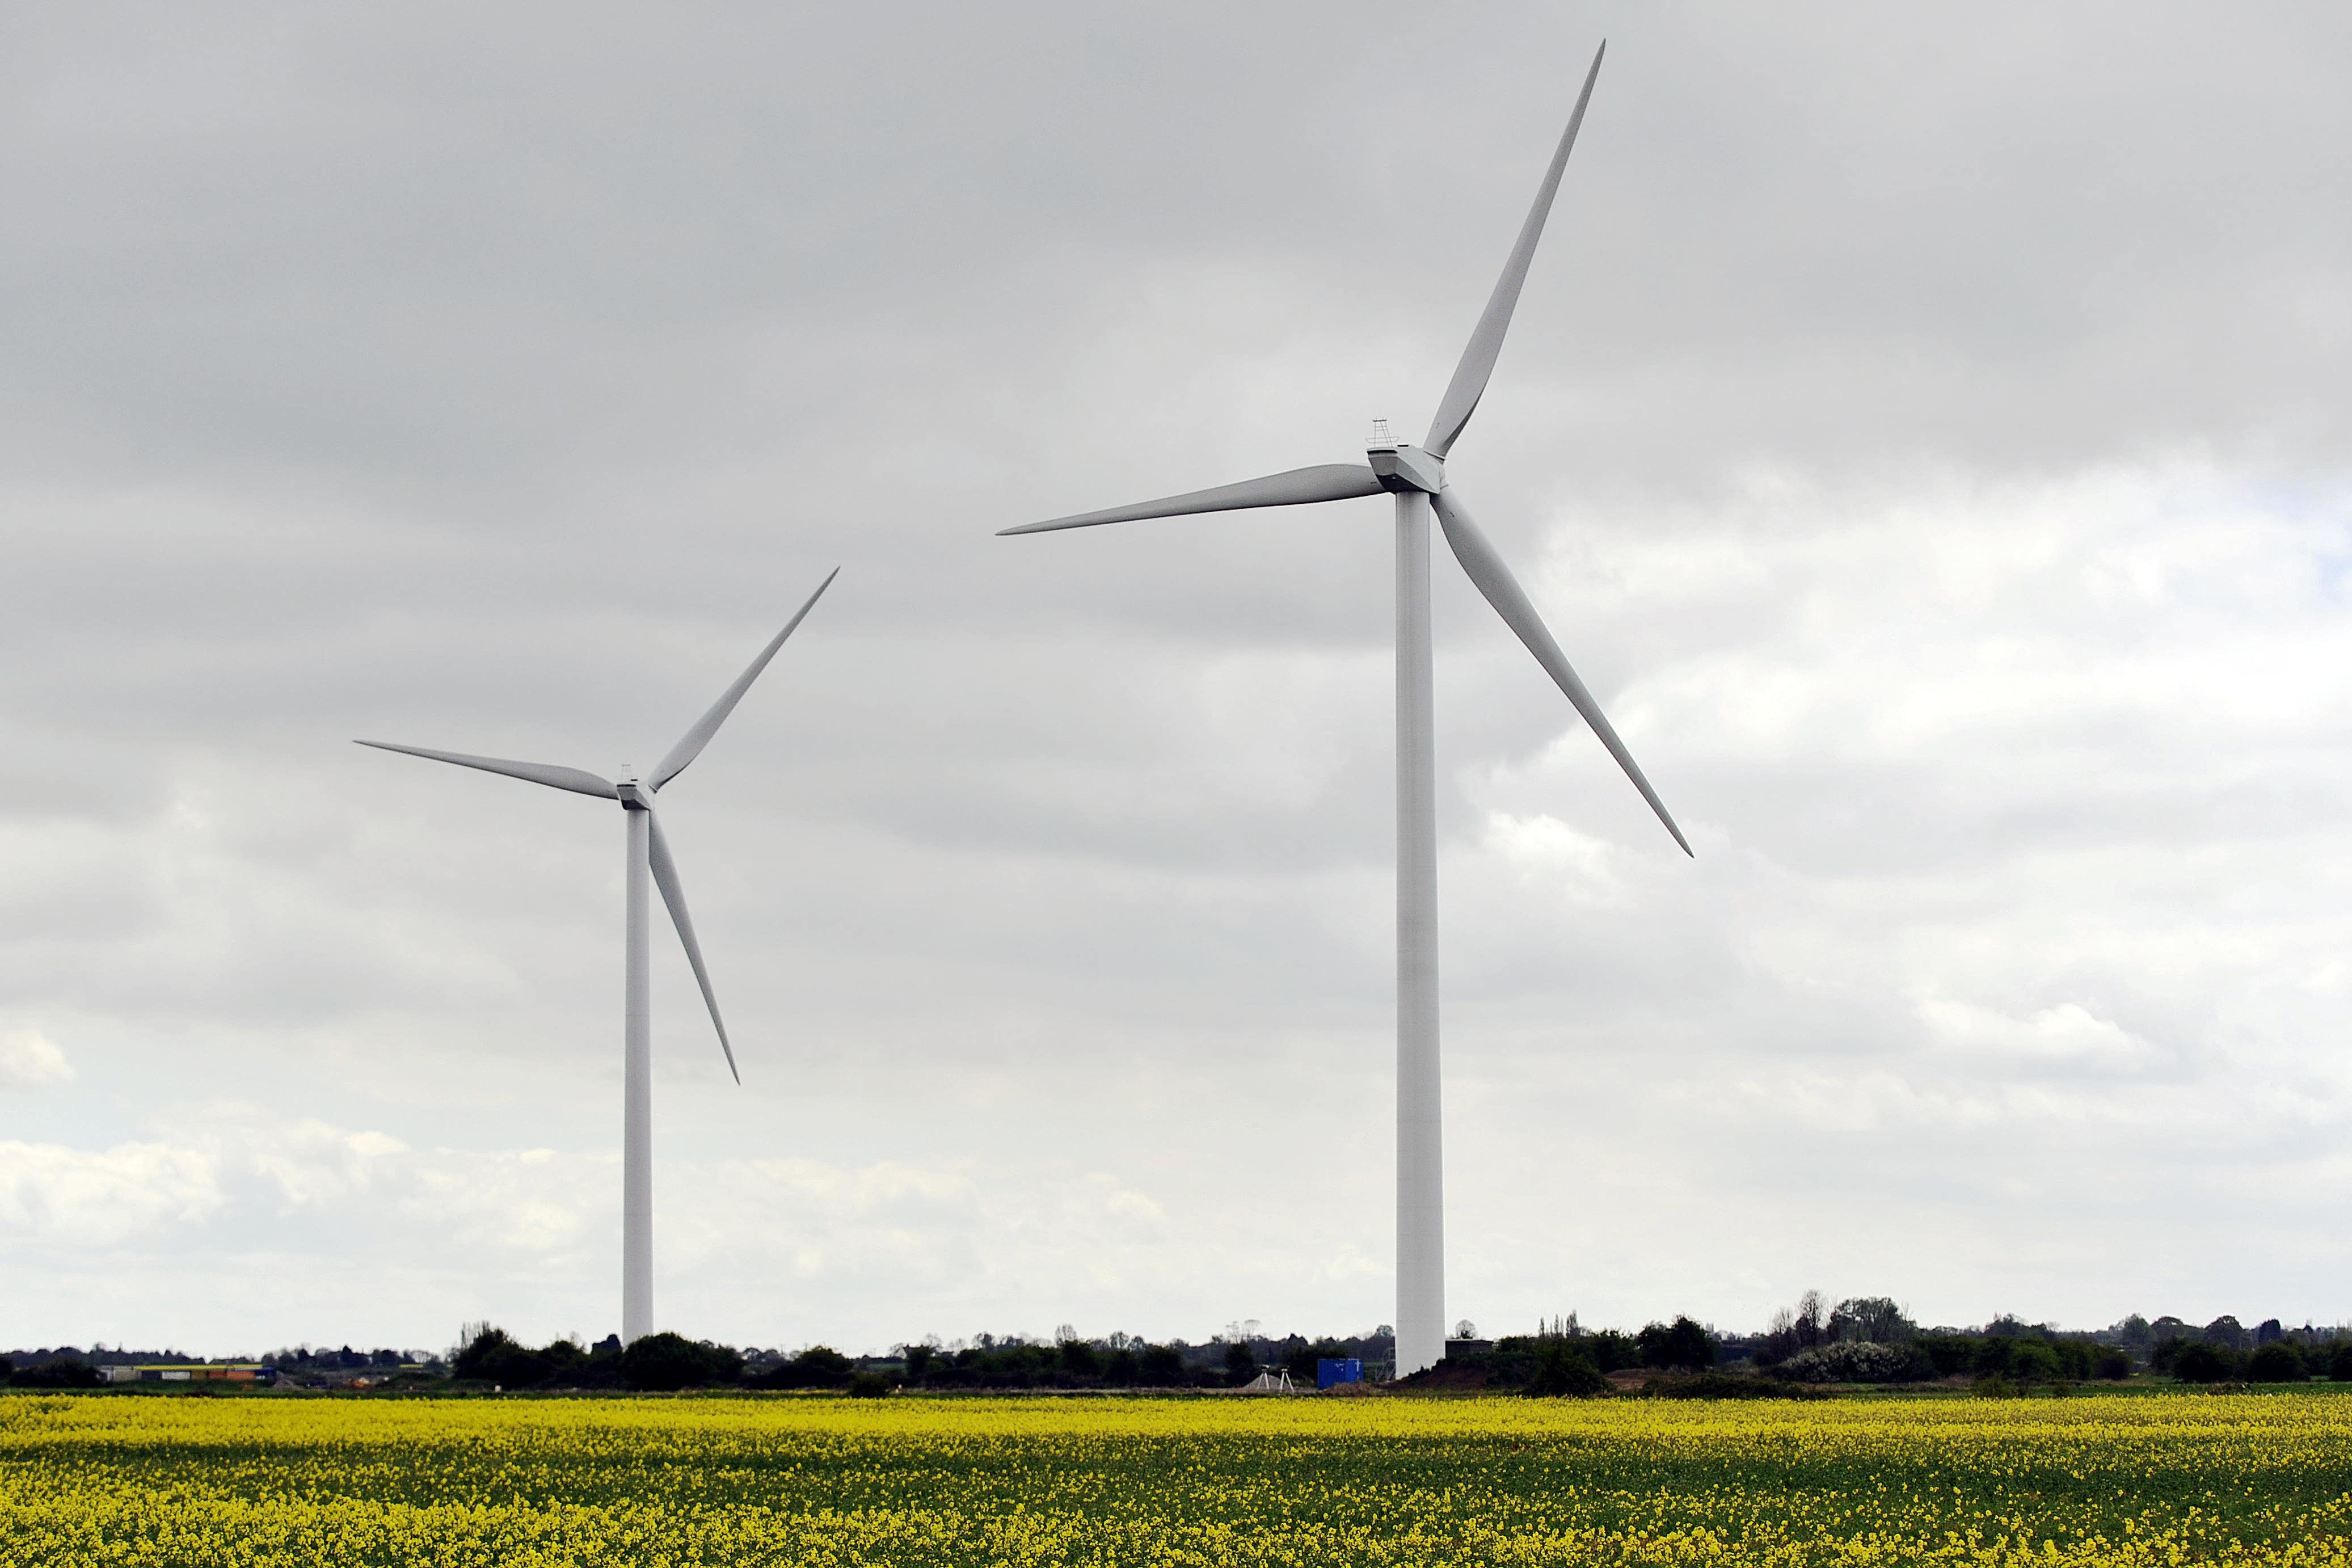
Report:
619,1333,742,1392
2051,1341,2100,1381
2247,1342,2308,1383
846,1371,891,1398
7,1359,100,1389
1223,1341,1257,1386
2095,1349,2134,1381
1915,1335,1975,1377
1525,1341,1607,1398
1772,1342,1928,1384
2170,1341,2236,1383
2007,1341,2060,1384
2330,1342,2352,1384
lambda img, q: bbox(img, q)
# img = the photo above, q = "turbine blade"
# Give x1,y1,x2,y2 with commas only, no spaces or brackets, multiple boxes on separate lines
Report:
646,807,739,1084
999,463,1382,536
1423,41,1606,460
1431,487,1690,855
651,568,839,792
353,740,618,799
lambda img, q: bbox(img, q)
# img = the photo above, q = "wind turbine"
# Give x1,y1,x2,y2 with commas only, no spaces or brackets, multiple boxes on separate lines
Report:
357,569,837,1344
999,43,1687,1377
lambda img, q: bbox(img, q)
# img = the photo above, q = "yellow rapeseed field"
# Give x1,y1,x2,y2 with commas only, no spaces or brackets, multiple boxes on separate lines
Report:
2,1389,2349,1565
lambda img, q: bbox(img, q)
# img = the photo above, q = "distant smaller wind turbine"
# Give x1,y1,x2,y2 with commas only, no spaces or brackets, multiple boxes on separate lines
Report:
357,569,837,1344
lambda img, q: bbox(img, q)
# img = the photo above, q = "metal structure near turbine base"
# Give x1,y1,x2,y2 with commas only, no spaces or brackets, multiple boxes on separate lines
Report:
1000,43,1689,1377
359,569,838,1344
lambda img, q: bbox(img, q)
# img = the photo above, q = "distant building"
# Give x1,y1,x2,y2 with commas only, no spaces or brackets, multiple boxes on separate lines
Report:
97,1364,275,1385
1317,1358,1363,1389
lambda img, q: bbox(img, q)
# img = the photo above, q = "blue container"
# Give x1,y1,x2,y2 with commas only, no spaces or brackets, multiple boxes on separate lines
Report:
1316,1358,1363,1390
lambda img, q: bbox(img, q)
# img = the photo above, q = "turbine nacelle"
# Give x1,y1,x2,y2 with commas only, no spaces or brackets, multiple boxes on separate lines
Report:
1367,436,1446,496
615,774,654,810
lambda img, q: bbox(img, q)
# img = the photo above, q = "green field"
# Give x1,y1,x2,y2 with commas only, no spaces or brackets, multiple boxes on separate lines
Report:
3,1389,2350,1565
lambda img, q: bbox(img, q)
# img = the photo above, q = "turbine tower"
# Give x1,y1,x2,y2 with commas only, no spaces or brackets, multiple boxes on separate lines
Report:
999,44,1686,1377
358,569,837,1344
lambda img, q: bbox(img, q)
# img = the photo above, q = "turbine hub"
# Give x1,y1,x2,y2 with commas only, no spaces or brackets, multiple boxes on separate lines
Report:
1367,431,1445,495
616,767,651,809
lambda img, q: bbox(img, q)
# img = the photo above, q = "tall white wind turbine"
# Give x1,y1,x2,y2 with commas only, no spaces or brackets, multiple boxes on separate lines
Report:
1000,44,1686,1377
358,570,837,1344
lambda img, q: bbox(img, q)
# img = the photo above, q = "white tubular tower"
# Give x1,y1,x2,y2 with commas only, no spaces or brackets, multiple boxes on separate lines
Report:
1393,489,1445,1378
622,803,654,1344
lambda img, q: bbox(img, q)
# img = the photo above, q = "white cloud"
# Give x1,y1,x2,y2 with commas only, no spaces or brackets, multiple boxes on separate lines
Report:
0,1139,220,1245
1915,997,2158,1072
0,1031,73,1089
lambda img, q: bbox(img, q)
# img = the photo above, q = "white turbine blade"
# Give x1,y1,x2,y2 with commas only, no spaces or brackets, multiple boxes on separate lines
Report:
353,740,618,799
645,807,739,1084
1423,41,1606,460
999,463,1382,536
1431,488,1690,856
651,568,839,792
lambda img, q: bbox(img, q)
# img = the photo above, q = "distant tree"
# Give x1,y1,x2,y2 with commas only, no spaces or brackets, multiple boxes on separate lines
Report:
1794,1291,1827,1351
2202,1316,2250,1352
757,1346,853,1390
1453,1320,1478,1341
1584,1330,1642,1373
1137,1343,1185,1386
1058,1338,1100,1377
2248,1343,2308,1383
2095,1349,2134,1381
2256,1318,2285,1346
846,1371,891,1398
1223,1340,1257,1386
1526,1340,1607,1398
1102,1347,1139,1386
619,1333,741,1392
2330,1343,2352,1384
2113,1315,2153,1348
453,1328,553,1387
1285,1339,1347,1385
0,1355,13,1382
2171,1341,2235,1382
903,1344,935,1380
1637,1318,1717,1372
1829,1297,1916,1345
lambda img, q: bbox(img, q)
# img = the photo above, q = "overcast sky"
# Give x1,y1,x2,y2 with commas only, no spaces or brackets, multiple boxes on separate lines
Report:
3,1,2350,1358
